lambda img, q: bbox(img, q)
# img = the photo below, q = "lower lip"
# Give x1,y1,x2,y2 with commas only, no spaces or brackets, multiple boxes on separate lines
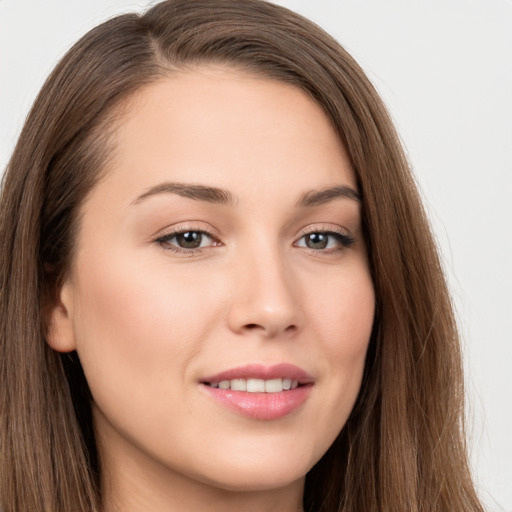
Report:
201,384,313,420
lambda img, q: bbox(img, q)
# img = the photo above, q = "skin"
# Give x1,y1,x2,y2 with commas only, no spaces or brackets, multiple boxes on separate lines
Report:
48,66,375,512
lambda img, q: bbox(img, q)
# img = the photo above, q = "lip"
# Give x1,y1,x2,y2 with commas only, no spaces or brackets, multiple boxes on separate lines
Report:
201,363,314,384
199,364,314,420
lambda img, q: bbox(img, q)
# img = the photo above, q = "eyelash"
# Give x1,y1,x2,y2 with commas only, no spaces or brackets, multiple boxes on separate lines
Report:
295,230,355,253
154,227,216,256
155,226,355,255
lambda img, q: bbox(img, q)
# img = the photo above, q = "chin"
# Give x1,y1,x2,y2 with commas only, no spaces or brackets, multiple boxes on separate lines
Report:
186,446,316,493
198,465,308,493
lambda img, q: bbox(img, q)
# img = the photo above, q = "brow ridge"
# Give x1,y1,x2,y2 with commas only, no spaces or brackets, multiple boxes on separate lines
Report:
296,186,361,207
132,182,236,206
132,182,360,208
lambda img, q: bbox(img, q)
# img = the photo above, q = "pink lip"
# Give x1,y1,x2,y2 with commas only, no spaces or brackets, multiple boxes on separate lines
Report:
201,363,314,384
199,364,314,420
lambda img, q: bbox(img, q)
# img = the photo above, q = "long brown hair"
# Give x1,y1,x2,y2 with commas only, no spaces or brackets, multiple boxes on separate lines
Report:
0,1,484,511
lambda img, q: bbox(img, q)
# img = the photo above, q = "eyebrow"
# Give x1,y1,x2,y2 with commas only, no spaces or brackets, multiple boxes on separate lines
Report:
132,182,360,207
132,182,237,206
295,186,361,207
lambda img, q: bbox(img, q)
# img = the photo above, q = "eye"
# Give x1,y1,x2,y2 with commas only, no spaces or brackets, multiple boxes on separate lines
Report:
155,229,219,252
295,231,354,251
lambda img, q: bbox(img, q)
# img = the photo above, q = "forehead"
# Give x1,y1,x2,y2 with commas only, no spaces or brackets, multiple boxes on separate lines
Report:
92,65,356,207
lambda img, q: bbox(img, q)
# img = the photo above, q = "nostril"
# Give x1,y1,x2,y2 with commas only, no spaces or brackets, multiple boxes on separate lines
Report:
242,322,298,335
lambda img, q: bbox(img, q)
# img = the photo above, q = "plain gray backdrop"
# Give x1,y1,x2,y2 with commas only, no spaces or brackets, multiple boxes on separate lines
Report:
1,1,511,510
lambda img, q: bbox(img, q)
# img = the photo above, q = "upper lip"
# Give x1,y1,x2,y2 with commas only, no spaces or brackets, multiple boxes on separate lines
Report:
200,363,314,384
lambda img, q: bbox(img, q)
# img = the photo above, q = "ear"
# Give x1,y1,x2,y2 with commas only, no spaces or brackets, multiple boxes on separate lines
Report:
45,280,77,353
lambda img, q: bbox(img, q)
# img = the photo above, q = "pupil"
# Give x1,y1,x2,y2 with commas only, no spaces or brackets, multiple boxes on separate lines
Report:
307,233,328,249
177,231,202,248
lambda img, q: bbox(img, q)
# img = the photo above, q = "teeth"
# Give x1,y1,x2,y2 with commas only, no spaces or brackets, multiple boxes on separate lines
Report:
207,377,302,393
230,378,246,391
265,378,283,392
247,378,265,392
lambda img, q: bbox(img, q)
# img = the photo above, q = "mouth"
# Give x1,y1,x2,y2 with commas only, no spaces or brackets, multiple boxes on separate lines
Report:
204,378,302,392
199,364,314,420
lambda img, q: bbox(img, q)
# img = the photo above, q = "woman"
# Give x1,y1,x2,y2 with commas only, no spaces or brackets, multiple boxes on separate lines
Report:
0,1,485,511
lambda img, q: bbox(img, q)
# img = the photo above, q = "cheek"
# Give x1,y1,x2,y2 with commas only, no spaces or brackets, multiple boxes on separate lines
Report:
307,262,374,412
311,260,375,357
69,250,222,402
329,285,374,361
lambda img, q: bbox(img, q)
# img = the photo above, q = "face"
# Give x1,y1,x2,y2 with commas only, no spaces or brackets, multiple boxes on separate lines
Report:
49,66,375,500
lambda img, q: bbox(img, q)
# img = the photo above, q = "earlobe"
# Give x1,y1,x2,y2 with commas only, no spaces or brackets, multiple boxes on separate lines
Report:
45,282,77,353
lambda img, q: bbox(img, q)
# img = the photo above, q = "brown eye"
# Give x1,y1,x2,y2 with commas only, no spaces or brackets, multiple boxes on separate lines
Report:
156,230,217,252
296,231,355,251
175,231,203,249
305,233,329,249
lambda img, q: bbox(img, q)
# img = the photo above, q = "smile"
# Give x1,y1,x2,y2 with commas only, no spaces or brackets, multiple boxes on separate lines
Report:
200,364,314,420
206,378,299,392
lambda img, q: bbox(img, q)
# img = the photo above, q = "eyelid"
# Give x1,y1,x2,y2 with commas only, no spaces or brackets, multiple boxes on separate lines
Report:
293,224,355,251
295,223,352,240
153,222,221,240
152,222,355,256
153,222,222,254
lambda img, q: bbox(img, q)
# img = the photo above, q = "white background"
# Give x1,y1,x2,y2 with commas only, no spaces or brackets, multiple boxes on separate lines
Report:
0,1,511,510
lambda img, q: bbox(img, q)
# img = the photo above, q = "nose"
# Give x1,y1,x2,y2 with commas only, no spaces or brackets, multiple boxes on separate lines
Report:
227,246,302,339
